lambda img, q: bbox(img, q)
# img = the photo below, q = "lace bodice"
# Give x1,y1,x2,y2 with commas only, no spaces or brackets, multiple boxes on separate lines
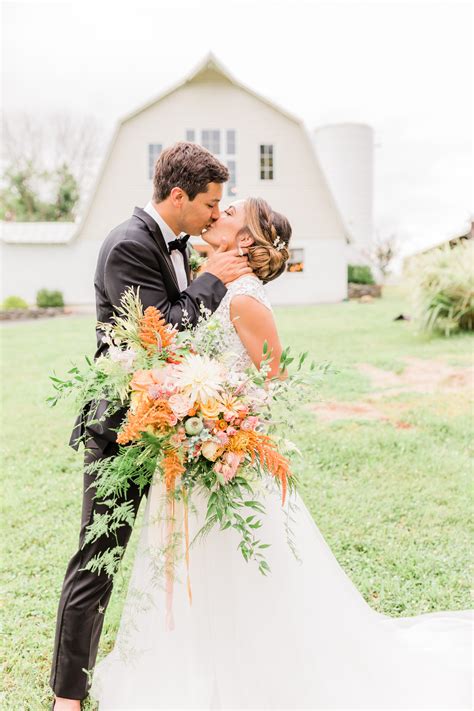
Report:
210,275,272,372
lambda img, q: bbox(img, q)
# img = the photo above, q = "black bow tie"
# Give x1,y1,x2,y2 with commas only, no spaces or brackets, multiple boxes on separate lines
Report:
168,234,190,255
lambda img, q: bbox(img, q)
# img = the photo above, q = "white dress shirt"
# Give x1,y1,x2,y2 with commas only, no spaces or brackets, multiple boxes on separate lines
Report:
143,201,188,292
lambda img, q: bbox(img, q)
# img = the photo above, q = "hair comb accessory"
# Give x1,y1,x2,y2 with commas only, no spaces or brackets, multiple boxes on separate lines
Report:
273,235,285,251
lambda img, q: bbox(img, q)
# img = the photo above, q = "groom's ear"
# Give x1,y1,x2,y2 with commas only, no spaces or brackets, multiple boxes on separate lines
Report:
169,187,187,208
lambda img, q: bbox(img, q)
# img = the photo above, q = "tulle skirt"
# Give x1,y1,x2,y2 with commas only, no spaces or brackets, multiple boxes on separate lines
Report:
90,478,472,710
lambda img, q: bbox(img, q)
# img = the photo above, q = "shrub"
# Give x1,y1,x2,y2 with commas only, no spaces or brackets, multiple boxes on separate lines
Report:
348,264,375,285
36,289,64,308
406,241,474,336
1,295,29,310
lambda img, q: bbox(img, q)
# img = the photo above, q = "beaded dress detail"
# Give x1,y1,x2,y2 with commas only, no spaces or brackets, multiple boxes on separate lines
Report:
210,275,272,372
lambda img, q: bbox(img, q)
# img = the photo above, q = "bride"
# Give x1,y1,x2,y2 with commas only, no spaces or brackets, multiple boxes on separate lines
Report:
90,197,472,710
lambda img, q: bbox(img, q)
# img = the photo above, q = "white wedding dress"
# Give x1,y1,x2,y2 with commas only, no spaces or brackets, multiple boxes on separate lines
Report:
91,276,472,710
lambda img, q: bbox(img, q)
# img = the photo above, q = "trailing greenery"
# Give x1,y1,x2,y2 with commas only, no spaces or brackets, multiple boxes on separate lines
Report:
1,295,28,310
36,289,64,308
405,241,474,336
1,286,472,709
348,264,375,285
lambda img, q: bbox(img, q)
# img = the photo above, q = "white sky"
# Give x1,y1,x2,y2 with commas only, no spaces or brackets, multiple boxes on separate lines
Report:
2,0,473,255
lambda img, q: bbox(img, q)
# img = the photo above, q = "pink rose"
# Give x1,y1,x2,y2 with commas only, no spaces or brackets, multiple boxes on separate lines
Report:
168,394,191,420
241,416,259,431
216,431,229,445
221,452,241,481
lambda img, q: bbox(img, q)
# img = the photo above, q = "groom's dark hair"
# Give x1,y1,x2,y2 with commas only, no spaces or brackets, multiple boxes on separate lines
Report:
153,142,229,202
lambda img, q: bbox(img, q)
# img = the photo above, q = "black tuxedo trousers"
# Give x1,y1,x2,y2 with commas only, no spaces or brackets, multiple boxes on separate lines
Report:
49,438,148,699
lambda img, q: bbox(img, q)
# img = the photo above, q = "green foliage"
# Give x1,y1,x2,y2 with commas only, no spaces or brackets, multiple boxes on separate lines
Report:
405,241,474,336
0,162,80,222
54,163,80,220
1,295,29,310
36,289,64,308
188,246,206,273
348,264,375,285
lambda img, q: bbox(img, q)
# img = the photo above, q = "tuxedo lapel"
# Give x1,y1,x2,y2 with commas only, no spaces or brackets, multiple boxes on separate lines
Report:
183,246,192,285
132,207,180,293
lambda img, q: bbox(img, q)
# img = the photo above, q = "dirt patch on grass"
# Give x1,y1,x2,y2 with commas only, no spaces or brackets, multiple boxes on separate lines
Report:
309,400,415,428
356,357,473,399
310,357,472,426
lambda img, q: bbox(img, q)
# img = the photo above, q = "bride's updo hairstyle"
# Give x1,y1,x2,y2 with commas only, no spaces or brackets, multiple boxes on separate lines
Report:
238,198,292,283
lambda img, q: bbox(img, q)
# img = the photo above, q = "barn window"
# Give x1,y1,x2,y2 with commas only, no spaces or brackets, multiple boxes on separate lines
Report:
260,144,274,180
201,130,221,154
227,160,237,196
226,130,236,154
186,129,238,196
287,248,304,273
148,144,162,179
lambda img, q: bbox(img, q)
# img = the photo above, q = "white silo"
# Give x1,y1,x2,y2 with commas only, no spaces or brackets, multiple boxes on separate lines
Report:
313,123,374,265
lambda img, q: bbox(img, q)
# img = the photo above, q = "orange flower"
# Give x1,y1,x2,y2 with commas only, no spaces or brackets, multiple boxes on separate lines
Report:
217,419,228,430
117,397,176,444
138,306,175,352
161,449,185,491
227,430,253,454
227,429,291,505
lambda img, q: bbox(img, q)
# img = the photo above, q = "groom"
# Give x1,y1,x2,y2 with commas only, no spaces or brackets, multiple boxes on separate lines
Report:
50,142,251,710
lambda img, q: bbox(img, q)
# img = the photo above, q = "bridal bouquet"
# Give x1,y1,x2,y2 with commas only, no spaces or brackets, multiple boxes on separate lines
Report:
50,288,326,621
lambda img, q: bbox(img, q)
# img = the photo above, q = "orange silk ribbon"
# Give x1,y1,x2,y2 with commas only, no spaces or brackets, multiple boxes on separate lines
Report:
165,495,175,631
183,490,193,606
164,487,193,631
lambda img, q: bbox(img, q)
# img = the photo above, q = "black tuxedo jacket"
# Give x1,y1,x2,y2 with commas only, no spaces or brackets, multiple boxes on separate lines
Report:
70,206,227,451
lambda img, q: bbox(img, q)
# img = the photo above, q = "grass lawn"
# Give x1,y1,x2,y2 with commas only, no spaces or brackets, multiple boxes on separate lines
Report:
1,286,472,709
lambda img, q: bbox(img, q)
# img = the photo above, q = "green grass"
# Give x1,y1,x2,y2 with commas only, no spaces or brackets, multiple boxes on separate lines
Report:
1,287,472,709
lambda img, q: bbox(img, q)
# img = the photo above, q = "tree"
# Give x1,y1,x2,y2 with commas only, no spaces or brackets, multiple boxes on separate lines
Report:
359,230,399,281
0,112,102,221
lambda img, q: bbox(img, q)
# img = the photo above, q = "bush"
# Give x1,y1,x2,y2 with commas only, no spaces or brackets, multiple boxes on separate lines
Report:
348,264,375,285
406,241,474,336
36,289,64,308
1,295,29,310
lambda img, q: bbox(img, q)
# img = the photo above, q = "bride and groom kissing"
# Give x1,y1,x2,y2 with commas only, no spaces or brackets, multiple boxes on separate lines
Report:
50,141,293,709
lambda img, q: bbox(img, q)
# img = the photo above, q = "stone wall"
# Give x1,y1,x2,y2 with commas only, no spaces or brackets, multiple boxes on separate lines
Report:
348,283,382,299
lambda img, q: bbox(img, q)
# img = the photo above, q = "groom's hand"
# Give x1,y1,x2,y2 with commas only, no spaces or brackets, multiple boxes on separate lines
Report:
201,237,252,285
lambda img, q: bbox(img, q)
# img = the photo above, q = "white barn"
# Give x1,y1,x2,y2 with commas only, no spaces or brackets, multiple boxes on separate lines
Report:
1,54,374,306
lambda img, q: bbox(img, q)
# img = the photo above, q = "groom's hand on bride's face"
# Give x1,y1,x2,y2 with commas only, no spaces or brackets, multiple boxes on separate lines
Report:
201,239,252,285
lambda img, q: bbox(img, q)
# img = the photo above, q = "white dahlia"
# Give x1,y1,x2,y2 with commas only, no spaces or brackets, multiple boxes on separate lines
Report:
173,354,224,406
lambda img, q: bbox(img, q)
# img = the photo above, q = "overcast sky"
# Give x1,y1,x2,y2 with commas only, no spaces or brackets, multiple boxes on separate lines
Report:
2,0,473,255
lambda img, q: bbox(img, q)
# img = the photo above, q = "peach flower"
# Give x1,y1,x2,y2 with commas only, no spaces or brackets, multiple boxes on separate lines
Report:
201,440,224,462
200,398,222,419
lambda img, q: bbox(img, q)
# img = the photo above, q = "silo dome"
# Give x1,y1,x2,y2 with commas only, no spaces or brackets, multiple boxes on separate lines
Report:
313,123,374,263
